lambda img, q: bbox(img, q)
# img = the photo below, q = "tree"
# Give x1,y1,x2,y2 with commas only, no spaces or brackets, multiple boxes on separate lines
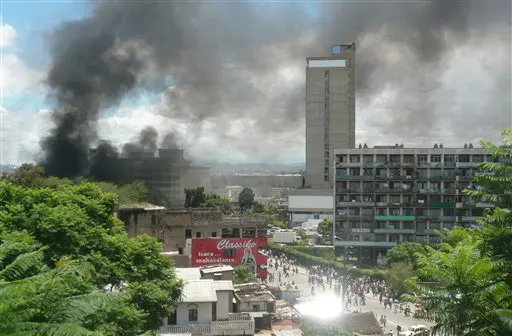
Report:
0,230,134,336
382,262,415,296
252,202,266,214
184,187,207,208
386,242,428,269
317,219,333,245
201,194,234,215
92,180,149,205
0,182,182,334
2,163,46,188
238,187,255,213
233,266,256,284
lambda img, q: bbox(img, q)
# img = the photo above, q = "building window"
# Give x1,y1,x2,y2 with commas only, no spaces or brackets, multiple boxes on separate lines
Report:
331,45,341,54
211,232,217,237
185,229,192,239
188,308,198,322
253,305,260,312
224,249,236,257
196,232,201,238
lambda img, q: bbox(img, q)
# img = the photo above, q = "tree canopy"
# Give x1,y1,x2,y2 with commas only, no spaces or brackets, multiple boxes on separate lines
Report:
385,242,428,269
0,182,182,335
184,187,207,208
403,129,512,335
317,218,333,245
233,266,256,284
201,193,234,215
238,187,255,212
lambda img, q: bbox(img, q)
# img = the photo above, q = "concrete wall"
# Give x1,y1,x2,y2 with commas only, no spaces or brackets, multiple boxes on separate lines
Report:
216,291,231,320
239,301,269,313
202,271,234,281
176,302,212,324
288,195,333,211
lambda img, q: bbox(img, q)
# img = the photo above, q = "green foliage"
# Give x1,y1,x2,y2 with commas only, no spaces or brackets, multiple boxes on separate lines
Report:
252,202,266,214
184,187,206,208
301,319,351,336
1,163,46,188
382,262,415,295
317,218,333,245
0,182,182,334
0,231,128,336
238,187,255,212
466,128,512,208
201,194,234,215
386,242,428,268
401,130,512,335
233,266,256,284
289,245,336,261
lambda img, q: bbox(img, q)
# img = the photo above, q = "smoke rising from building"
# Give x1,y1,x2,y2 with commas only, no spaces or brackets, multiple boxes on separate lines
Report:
40,1,511,177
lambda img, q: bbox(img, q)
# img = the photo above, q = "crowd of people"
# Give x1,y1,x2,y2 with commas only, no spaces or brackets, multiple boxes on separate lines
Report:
264,248,423,335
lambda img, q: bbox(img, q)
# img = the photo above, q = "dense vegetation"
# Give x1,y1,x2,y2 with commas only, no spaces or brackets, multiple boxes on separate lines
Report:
233,266,256,284
0,181,182,335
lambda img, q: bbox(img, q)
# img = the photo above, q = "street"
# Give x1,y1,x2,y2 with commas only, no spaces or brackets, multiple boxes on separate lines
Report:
268,264,432,333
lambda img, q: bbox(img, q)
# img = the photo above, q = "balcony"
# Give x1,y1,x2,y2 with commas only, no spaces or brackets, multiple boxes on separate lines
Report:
439,216,457,221
476,202,494,208
374,228,416,234
428,202,456,208
334,241,397,247
351,228,371,233
337,201,375,207
460,216,479,221
456,162,476,168
374,215,416,221
159,314,255,336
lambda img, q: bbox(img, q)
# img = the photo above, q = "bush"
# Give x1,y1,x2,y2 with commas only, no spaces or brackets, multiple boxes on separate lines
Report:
268,242,385,280
289,245,336,261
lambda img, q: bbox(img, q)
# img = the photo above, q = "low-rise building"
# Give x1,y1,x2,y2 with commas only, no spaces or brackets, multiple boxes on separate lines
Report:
200,265,234,281
118,206,268,254
287,188,334,227
234,283,276,314
159,276,255,336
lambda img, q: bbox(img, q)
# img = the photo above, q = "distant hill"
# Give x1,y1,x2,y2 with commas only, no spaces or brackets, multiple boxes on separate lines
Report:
197,161,304,174
0,165,17,173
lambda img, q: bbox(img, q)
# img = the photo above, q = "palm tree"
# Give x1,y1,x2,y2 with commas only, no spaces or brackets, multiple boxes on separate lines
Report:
0,231,120,336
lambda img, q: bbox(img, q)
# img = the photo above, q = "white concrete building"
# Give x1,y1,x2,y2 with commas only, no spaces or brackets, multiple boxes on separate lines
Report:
159,270,255,336
287,189,334,226
305,43,356,189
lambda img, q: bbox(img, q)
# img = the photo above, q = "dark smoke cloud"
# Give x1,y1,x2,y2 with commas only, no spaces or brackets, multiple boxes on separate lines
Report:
40,0,511,175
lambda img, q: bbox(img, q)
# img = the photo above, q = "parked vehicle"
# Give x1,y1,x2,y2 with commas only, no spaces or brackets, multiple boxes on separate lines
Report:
399,324,429,336
272,230,301,244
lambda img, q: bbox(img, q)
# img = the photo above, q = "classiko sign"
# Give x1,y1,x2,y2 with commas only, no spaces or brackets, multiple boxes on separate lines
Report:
191,237,268,279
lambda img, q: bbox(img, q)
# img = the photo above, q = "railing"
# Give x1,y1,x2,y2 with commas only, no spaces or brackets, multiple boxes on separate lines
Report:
211,320,254,332
334,241,397,247
477,202,494,208
337,201,375,207
374,229,416,234
160,318,254,335
460,216,478,221
228,313,251,321
161,324,211,334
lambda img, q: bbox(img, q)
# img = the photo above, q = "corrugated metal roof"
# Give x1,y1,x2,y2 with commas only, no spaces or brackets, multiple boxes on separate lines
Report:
200,265,234,274
182,280,217,303
176,268,202,281
211,280,234,291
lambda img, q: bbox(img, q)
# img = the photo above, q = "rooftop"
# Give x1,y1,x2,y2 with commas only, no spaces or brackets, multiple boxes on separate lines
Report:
181,280,218,303
176,267,202,281
234,282,275,303
200,265,234,274
118,203,166,211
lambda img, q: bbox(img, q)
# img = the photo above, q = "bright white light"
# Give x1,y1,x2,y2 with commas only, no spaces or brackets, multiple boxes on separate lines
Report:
294,294,343,320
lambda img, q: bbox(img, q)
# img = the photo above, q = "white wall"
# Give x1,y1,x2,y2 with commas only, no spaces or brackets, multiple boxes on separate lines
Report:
291,213,332,223
216,291,230,320
176,302,212,324
288,195,333,210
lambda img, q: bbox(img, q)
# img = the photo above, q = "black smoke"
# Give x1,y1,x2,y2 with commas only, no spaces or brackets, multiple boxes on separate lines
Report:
41,0,511,176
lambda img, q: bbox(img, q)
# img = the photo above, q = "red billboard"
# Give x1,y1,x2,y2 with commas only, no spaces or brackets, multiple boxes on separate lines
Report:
191,237,268,279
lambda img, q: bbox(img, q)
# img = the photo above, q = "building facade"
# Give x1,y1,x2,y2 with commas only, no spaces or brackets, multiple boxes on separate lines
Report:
333,145,494,263
305,43,356,189
118,206,268,254
287,189,334,227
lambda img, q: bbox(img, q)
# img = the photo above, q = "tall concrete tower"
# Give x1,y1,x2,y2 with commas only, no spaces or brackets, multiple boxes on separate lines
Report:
304,43,356,189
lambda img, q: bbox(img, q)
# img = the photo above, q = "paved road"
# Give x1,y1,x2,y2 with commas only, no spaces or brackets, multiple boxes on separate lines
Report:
267,264,432,333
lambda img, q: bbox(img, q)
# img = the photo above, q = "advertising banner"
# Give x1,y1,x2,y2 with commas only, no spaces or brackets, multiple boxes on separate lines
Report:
191,237,268,279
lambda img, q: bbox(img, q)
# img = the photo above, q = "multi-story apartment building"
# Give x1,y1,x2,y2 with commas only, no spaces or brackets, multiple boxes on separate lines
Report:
333,144,494,263
305,43,356,189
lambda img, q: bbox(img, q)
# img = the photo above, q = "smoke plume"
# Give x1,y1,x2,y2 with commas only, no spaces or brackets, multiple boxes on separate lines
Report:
41,0,511,176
